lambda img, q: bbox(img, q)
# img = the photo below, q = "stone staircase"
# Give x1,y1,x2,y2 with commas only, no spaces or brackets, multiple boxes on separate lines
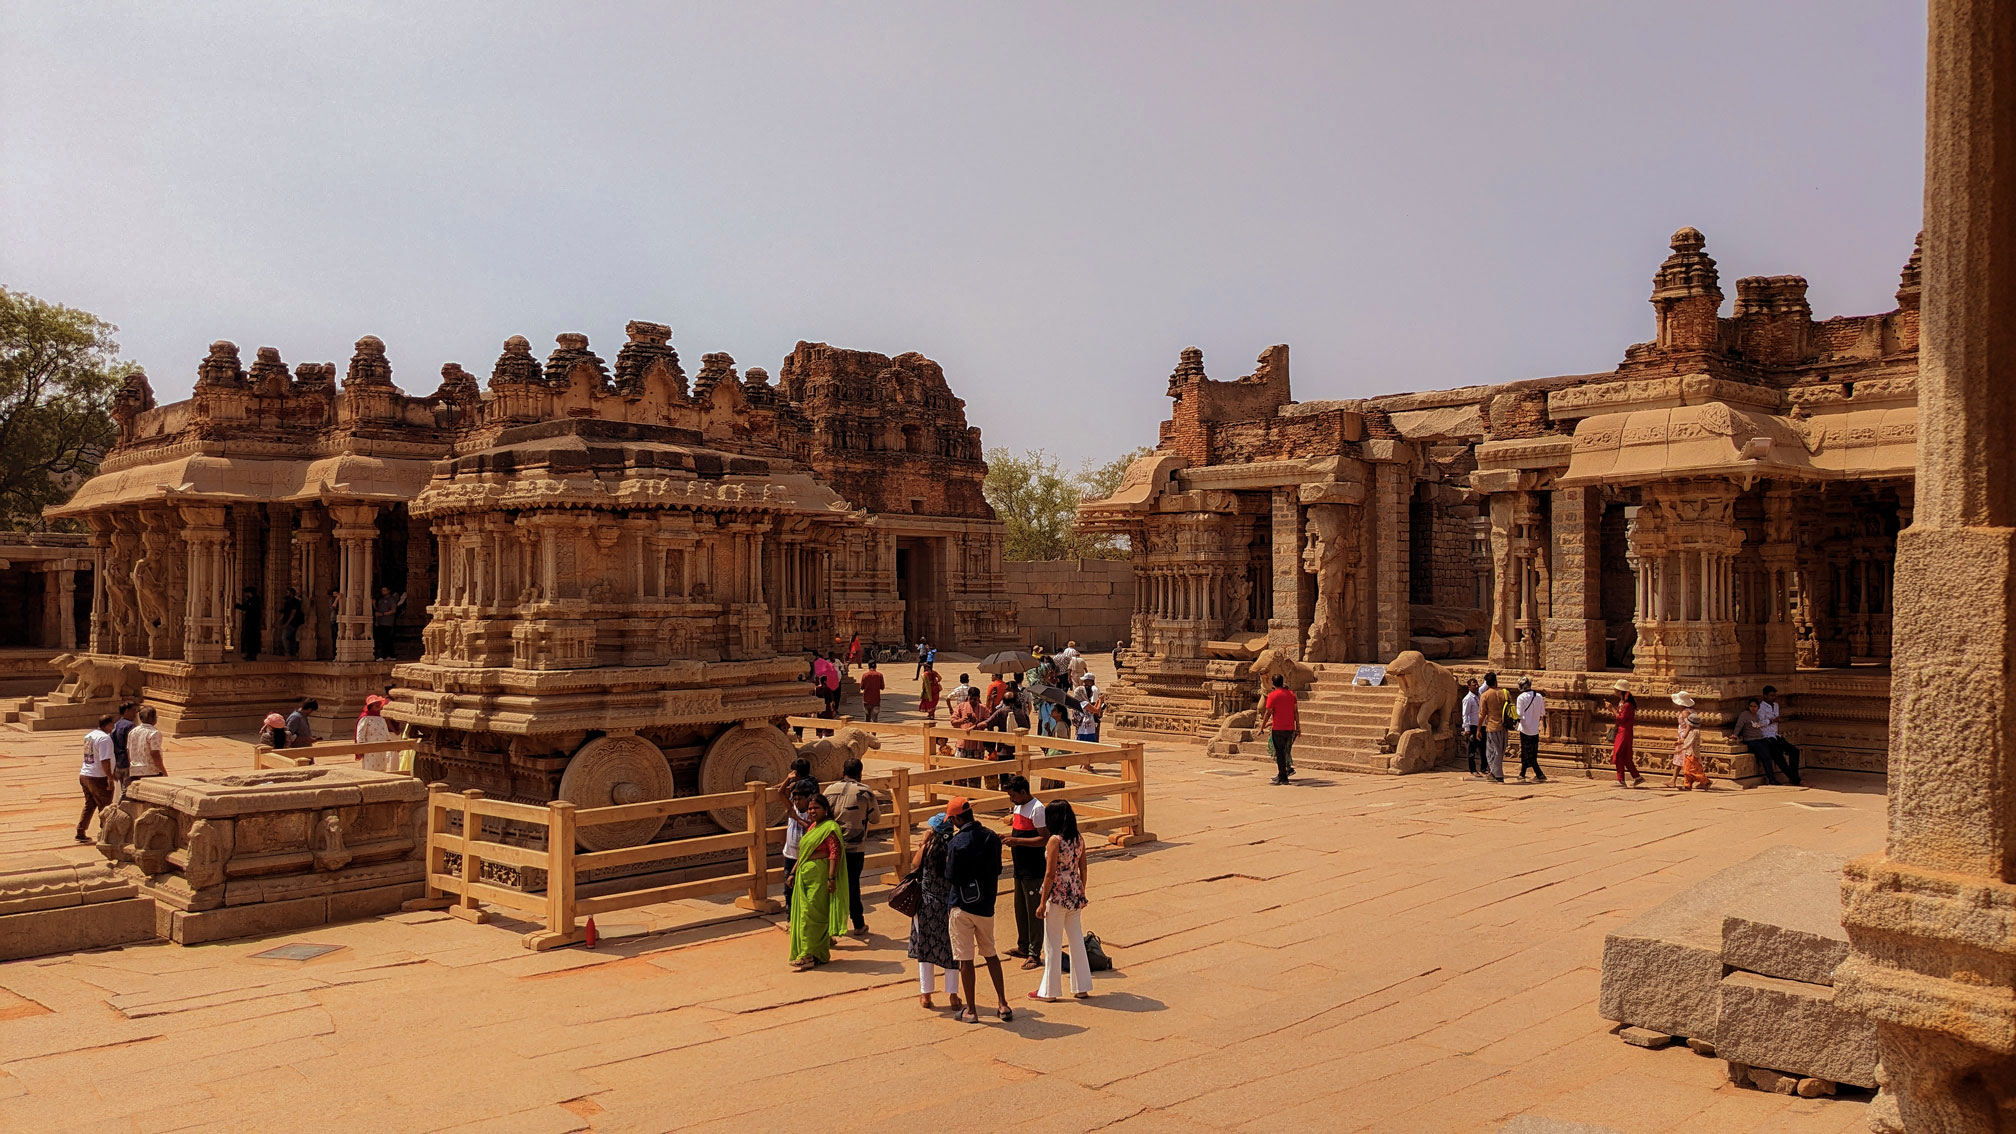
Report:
1208,663,1414,775
1,690,109,731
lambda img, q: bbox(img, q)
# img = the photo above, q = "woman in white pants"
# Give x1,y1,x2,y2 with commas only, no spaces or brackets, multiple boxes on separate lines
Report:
1030,800,1093,1002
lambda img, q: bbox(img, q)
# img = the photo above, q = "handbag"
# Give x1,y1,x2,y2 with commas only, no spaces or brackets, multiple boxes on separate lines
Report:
888,868,924,918
1061,930,1114,973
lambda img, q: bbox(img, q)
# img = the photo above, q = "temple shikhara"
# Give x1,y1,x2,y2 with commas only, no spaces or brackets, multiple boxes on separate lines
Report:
21,325,1015,773
1083,226,1920,781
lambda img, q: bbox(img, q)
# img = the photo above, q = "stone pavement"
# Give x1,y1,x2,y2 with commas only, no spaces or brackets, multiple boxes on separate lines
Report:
0,703,1885,1133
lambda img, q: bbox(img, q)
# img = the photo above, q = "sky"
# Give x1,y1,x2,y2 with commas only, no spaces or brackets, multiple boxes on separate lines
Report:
2,2,1925,470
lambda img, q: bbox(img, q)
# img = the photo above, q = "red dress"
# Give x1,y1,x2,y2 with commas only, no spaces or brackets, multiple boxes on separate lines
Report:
1612,701,1640,782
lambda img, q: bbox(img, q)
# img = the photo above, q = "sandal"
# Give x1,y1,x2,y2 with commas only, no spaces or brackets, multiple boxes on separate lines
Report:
1073,992,1090,1000
1028,991,1057,1002
958,1008,978,1023
998,1005,1014,1022
791,958,815,972
1021,958,1042,970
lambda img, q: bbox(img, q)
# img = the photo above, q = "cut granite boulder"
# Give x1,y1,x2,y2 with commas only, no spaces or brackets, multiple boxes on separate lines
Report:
1716,971,1879,1088
1719,847,1851,985
1598,845,1846,1042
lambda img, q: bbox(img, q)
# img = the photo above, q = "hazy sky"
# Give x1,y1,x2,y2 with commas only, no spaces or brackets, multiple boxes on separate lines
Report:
3,2,1924,469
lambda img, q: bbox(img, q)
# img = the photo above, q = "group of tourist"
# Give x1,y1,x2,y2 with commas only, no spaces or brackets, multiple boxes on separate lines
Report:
1456,677,1804,790
75,700,166,840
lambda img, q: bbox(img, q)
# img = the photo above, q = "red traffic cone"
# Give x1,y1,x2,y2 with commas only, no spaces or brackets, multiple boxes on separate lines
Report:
583,917,598,949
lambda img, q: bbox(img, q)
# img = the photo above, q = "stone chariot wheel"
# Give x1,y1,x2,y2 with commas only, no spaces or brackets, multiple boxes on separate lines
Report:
558,734,676,851
698,723,796,832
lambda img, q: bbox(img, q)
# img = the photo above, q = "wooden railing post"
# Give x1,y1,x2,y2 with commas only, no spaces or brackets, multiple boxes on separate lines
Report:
735,781,782,913
401,781,456,912
450,789,491,924
1113,742,1155,847
883,767,913,884
523,800,577,950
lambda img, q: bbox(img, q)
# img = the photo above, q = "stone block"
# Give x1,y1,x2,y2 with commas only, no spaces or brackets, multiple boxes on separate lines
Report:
0,897,158,960
1599,845,1840,1042
328,880,427,923
1618,1026,1671,1048
1715,971,1878,1088
1409,635,1453,660
1719,848,1850,985
170,894,329,944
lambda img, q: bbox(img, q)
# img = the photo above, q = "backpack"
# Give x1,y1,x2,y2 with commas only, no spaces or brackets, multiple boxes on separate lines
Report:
1502,695,1522,729
1061,931,1114,973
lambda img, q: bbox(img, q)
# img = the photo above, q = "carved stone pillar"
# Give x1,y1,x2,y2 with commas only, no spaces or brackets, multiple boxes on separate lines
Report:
1268,489,1305,657
1509,491,1546,671
1545,485,1604,671
1487,493,1516,667
1836,3,2016,1124
293,509,327,661
106,513,143,656
330,503,379,663
263,504,291,657
1300,503,1358,664
1373,463,1412,660
86,517,111,653
135,511,178,660
56,564,77,650
1759,486,1799,673
179,505,230,664
1627,481,1742,680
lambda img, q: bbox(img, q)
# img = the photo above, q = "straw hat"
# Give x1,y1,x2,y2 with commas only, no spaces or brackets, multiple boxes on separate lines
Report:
1610,679,1631,693
1671,690,1696,707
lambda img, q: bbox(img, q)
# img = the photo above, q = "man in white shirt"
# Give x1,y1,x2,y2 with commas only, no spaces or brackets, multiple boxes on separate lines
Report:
126,706,167,783
1460,679,1484,779
1055,641,1080,670
77,713,117,842
949,672,974,708
1758,685,1803,785
1514,678,1548,783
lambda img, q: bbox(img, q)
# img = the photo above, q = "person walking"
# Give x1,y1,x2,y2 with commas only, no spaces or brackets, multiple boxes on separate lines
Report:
775,769,815,909
907,813,962,1011
913,639,928,680
822,757,880,938
1031,800,1093,1003
1730,697,1796,785
1609,681,1644,787
1514,678,1547,783
1479,673,1508,783
109,701,138,795
787,793,848,971
286,698,318,748
950,688,988,780
1001,775,1048,969
1072,675,1102,743
127,706,166,784
918,663,943,722
1460,678,1484,779
811,652,841,718
944,797,1011,1022
76,714,117,842
1671,691,1713,790
279,587,304,658
235,587,262,660
858,660,885,722
1759,685,1802,785
1257,675,1298,785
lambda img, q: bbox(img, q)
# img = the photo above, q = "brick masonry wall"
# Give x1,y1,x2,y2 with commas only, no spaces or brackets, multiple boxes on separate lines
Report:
1002,559,1136,650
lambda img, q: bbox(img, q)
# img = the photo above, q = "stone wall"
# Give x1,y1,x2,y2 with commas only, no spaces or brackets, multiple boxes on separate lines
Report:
1003,559,1135,650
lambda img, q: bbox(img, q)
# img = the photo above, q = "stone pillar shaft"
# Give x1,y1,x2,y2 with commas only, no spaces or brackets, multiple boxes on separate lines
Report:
1545,486,1604,671
330,503,378,663
1836,4,2016,1127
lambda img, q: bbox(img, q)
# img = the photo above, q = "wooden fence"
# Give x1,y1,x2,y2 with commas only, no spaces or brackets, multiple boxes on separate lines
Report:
405,718,1152,950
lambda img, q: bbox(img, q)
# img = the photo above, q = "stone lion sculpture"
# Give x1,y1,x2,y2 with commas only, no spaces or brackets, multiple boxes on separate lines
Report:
52,653,144,703
1247,646,1316,692
1382,650,1463,774
797,725,882,782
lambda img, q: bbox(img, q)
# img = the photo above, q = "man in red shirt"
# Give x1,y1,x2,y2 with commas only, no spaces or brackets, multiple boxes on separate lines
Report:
858,661,886,722
1258,674,1298,785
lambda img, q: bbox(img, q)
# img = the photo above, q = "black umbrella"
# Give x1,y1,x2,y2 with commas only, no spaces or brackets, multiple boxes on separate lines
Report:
978,650,1038,674
1036,685,1077,706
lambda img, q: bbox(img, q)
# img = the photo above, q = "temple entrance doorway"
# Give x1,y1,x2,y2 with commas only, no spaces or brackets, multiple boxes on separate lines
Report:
896,538,948,647
1600,501,1637,668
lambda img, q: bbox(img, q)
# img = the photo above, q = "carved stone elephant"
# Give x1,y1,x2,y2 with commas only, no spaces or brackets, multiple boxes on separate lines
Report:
1247,647,1316,692
1383,649,1462,744
52,653,144,703
796,725,882,782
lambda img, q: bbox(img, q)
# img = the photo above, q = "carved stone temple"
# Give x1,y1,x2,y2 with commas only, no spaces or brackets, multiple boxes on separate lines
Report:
1081,228,1923,781
35,325,1015,744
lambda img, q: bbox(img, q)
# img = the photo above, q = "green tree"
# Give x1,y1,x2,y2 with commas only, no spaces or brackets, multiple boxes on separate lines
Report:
983,445,1159,561
0,289,124,529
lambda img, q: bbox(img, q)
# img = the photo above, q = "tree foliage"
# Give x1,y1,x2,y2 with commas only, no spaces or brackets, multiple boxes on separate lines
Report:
984,445,1156,562
0,289,124,529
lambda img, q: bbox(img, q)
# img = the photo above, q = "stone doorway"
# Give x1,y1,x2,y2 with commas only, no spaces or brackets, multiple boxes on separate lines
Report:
896,538,949,647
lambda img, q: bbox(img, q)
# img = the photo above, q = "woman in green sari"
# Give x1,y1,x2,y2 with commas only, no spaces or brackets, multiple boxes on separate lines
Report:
788,793,849,971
